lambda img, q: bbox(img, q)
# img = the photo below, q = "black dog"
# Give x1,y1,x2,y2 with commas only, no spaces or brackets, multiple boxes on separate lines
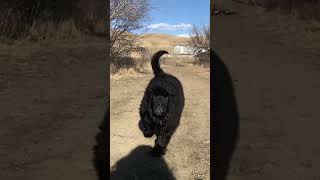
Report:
138,50,185,156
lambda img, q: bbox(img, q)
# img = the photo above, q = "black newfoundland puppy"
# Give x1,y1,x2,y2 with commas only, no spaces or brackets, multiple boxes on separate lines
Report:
138,50,185,156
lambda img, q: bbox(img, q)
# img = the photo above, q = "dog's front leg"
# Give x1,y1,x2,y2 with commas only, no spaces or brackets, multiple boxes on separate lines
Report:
139,116,155,138
152,133,172,156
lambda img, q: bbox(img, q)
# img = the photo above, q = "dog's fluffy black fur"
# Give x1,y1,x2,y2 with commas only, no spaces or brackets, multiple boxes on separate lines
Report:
138,50,185,156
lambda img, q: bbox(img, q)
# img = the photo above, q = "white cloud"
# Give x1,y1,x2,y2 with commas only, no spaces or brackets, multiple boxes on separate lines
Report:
177,33,197,38
147,23,193,31
177,34,190,37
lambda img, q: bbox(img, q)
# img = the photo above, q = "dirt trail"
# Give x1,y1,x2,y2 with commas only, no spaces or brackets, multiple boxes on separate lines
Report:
214,1,320,179
0,38,107,180
110,61,210,180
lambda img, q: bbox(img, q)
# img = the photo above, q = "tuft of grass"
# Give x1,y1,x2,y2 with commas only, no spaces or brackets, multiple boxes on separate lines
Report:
193,56,210,68
192,52,210,68
133,57,151,73
27,19,82,41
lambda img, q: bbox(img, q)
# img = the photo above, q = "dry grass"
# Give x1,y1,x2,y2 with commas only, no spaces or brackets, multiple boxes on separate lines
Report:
110,56,151,75
0,19,87,44
165,54,209,68
0,0,106,43
27,19,83,41
193,57,210,68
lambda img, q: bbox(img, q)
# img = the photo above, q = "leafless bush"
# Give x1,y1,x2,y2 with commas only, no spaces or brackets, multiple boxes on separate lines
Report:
110,56,135,74
187,24,210,67
110,55,150,74
110,46,151,74
193,51,210,68
27,19,82,41
187,25,210,54
110,0,152,74
110,0,151,58
133,56,150,72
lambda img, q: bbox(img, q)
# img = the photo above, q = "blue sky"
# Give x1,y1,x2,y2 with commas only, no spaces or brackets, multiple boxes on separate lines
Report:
142,0,210,36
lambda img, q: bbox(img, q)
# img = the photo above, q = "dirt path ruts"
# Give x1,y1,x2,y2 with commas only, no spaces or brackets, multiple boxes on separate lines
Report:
214,1,320,179
110,61,210,180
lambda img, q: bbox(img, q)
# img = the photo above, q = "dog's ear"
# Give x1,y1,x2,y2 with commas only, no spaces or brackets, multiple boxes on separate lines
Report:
140,89,153,116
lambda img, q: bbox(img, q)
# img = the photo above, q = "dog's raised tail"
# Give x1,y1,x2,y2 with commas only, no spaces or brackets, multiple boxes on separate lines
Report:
151,50,168,76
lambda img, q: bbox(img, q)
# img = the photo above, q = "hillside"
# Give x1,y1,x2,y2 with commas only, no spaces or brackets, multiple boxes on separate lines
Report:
136,33,190,54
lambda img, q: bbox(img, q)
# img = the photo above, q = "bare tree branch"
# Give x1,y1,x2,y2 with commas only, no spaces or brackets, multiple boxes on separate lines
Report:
110,0,151,57
187,24,210,54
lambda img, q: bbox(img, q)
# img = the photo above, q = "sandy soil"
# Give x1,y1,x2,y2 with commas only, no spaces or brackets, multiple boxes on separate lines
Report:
110,60,210,180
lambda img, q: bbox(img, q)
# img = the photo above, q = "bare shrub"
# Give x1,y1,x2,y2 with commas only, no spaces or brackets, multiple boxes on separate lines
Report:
110,0,151,58
133,57,150,73
110,45,151,75
187,24,210,67
111,56,135,74
27,19,82,41
131,46,151,72
110,55,150,75
187,25,210,54
194,51,210,68
110,0,152,74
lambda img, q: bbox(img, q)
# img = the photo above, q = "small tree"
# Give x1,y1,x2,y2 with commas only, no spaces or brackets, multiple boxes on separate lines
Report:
110,0,151,57
187,24,210,54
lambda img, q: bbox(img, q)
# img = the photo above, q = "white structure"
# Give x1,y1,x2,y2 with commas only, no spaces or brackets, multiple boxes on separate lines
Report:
173,44,206,55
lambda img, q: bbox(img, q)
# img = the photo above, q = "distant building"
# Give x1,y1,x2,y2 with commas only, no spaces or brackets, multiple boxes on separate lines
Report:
173,44,206,55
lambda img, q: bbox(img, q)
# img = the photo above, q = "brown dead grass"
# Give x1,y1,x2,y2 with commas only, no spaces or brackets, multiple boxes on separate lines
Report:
0,1,106,43
27,19,82,41
110,56,151,75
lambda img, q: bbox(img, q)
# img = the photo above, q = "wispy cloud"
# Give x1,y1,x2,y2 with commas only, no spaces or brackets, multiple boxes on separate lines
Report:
177,34,190,37
147,23,193,31
177,33,197,37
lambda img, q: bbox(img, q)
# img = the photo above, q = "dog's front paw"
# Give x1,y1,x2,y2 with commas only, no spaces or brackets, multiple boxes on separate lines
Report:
143,130,154,138
151,145,166,157
138,121,154,138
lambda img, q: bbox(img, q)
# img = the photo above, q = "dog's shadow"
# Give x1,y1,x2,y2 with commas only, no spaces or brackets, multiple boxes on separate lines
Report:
110,145,176,180
93,109,175,180
211,49,240,180
93,109,109,180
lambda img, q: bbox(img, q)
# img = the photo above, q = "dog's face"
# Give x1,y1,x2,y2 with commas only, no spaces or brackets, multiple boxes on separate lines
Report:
152,95,169,117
